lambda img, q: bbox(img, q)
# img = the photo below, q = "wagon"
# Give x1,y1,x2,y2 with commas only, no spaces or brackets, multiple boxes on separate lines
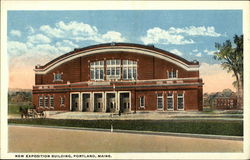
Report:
20,108,45,119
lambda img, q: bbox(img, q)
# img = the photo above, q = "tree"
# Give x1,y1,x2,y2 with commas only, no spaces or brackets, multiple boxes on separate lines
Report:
214,35,243,109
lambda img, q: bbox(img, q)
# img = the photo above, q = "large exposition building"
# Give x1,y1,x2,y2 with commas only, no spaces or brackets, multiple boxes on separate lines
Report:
32,43,203,113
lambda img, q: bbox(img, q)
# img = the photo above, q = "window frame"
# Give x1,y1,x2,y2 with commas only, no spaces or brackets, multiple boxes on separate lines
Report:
44,96,49,108
157,93,164,110
49,96,54,108
167,93,174,111
106,59,121,80
60,96,65,107
39,96,43,107
139,96,145,108
122,60,137,80
168,70,178,79
177,93,184,110
90,60,105,81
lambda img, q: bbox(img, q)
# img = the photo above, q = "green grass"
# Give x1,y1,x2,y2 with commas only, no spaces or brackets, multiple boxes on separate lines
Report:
8,119,243,136
8,103,33,115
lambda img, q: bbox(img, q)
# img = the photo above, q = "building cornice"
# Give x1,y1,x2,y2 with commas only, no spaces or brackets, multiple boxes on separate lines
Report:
34,43,200,74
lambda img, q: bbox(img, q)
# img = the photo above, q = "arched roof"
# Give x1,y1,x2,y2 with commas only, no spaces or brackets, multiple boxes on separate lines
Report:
34,43,199,74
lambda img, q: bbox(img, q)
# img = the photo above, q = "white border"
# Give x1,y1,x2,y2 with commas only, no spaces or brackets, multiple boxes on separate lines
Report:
1,1,250,159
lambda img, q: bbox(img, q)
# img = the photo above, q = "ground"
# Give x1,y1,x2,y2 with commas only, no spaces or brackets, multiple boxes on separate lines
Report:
8,125,243,152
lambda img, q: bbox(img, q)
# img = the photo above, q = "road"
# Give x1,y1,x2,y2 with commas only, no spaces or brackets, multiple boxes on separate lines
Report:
8,125,243,152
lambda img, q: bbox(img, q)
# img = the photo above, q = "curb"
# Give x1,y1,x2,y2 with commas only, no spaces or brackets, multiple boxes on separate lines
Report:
9,124,243,141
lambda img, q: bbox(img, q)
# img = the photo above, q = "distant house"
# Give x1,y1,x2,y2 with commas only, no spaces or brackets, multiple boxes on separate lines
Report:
215,96,237,110
32,43,203,113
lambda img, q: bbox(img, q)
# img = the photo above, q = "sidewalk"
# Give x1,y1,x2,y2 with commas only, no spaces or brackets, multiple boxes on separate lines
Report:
43,110,243,120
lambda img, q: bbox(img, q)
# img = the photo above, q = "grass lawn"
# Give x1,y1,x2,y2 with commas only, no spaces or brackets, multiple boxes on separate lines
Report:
8,119,243,136
8,103,33,115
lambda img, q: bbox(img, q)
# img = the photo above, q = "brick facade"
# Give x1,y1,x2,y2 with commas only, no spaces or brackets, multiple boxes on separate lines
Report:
33,43,203,112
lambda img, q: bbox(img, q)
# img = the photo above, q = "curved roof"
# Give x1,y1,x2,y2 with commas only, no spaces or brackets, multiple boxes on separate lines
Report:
34,43,199,74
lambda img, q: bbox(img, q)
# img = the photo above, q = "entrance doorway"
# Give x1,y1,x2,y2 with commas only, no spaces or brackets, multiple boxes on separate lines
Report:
93,93,104,112
71,93,80,111
119,92,130,113
106,93,116,113
82,93,91,112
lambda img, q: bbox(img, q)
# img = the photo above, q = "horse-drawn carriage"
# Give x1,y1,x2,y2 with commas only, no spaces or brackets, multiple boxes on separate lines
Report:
19,107,45,119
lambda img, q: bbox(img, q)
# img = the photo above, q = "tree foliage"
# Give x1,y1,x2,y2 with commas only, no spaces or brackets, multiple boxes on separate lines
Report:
214,34,243,108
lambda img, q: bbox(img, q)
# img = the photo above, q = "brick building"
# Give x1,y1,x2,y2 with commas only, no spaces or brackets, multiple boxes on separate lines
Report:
32,43,203,112
215,96,237,110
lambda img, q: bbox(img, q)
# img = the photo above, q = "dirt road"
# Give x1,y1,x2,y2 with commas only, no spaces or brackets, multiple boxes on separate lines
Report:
8,125,243,152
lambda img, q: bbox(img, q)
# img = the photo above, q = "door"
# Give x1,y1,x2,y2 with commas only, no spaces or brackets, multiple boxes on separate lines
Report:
71,94,79,111
119,92,130,113
106,93,116,113
82,93,91,112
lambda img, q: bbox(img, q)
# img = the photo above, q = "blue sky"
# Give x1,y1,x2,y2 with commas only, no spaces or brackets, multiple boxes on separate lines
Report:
7,10,242,91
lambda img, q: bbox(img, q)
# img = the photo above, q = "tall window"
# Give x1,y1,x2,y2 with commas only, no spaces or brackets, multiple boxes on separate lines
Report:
90,61,104,80
167,93,174,110
60,96,65,106
157,93,163,109
44,96,48,108
50,96,54,107
168,70,177,79
39,96,43,107
139,96,145,108
106,59,121,80
123,60,137,80
177,93,184,110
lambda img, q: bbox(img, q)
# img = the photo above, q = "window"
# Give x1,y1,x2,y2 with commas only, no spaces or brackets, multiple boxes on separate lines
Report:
123,60,137,80
53,73,63,82
168,70,177,79
106,60,121,80
140,96,145,108
60,96,65,106
44,96,48,108
177,93,184,110
90,61,104,80
167,93,174,110
157,93,163,109
50,96,54,107
39,96,43,107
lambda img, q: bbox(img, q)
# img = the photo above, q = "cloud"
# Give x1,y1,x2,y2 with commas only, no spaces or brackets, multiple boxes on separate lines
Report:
169,49,183,56
27,34,51,44
8,41,27,56
10,30,22,37
141,26,222,45
168,26,221,37
192,49,198,52
200,63,235,93
195,52,202,57
141,27,194,45
26,26,35,34
204,49,217,55
40,21,126,43
99,31,127,43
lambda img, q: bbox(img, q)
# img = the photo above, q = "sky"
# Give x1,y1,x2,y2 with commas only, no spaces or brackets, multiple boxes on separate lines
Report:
7,10,242,93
